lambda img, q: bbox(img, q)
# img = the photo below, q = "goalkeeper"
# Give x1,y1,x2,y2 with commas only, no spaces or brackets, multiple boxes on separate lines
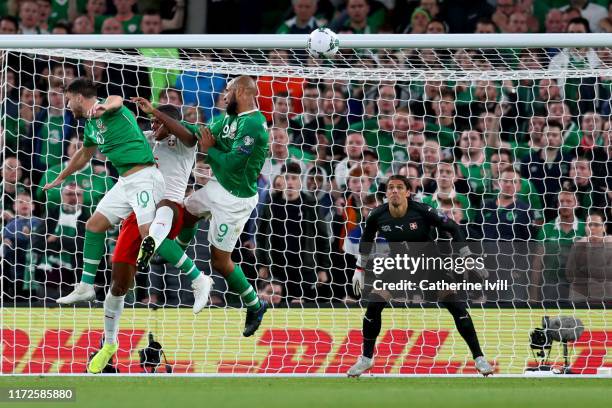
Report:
347,175,493,377
144,75,269,337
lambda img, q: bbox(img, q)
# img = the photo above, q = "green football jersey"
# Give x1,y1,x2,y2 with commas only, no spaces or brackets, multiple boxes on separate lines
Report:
207,110,269,198
425,121,458,148
537,218,586,281
349,118,395,171
421,192,475,222
83,100,155,176
39,114,65,169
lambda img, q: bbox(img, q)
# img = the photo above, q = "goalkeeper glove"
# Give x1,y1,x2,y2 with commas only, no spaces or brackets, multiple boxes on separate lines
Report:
352,267,365,296
458,246,489,279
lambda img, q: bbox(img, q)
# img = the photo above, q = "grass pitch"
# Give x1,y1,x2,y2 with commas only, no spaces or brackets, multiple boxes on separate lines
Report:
0,377,609,408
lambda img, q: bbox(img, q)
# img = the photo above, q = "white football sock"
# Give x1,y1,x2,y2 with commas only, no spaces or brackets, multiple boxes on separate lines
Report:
104,292,125,345
148,206,174,247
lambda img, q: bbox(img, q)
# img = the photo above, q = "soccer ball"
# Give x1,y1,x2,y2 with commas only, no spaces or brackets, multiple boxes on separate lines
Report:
307,28,340,58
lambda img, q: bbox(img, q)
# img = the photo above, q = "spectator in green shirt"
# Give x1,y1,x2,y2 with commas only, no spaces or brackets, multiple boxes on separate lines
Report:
109,0,141,34
568,155,607,219
422,159,473,223
277,0,320,34
530,189,587,302
484,148,544,224
425,88,459,148
388,107,414,174
335,0,376,34
83,0,108,33
456,130,489,205
533,78,563,115
516,114,547,160
350,84,399,171
547,100,581,153
36,136,114,213
34,84,67,172
47,0,89,28
421,139,442,193
261,128,312,187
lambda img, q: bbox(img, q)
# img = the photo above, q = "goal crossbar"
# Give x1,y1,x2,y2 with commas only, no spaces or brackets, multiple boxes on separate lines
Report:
1,33,611,49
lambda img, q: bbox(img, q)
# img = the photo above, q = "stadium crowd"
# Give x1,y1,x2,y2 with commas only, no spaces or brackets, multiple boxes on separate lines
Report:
1,0,612,307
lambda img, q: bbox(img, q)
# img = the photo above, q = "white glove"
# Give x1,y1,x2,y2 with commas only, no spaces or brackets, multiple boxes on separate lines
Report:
352,267,365,297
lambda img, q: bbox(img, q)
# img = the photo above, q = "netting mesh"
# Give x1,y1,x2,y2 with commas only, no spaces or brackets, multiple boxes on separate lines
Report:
0,46,610,375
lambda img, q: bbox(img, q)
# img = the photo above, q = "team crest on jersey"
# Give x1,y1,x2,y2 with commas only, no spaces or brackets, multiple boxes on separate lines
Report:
167,136,176,147
381,225,391,232
222,121,238,139
96,119,106,133
410,222,418,230
244,135,254,146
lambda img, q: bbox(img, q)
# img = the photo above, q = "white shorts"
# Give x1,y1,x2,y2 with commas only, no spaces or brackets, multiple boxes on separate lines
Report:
163,181,187,203
183,180,258,252
96,166,165,226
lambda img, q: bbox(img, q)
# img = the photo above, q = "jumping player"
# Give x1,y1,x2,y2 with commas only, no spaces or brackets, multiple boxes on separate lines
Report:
42,78,166,372
148,75,270,337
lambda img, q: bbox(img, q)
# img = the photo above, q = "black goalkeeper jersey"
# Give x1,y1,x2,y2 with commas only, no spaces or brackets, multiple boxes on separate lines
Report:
359,200,466,258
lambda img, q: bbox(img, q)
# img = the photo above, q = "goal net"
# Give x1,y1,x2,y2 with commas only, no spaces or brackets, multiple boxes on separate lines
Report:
1,36,611,375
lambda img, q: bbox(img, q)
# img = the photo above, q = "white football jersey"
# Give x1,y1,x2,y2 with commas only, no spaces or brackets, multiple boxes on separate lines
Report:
144,130,197,202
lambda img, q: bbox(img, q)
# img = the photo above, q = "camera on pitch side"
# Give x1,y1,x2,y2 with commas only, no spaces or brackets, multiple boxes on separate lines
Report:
138,332,173,373
527,316,584,374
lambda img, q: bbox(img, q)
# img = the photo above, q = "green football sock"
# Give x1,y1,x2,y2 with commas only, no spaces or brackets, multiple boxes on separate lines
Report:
81,230,106,285
226,265,260,312
175,223,198,250
157,238,201,281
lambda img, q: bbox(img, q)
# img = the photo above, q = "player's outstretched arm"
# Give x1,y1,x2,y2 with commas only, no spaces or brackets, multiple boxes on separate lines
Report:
131,96,197,147
42,146,97,191
89,95,123,118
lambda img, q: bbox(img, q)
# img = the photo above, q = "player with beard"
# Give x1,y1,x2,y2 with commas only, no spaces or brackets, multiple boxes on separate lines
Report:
347,175,494,377
142,76,270,337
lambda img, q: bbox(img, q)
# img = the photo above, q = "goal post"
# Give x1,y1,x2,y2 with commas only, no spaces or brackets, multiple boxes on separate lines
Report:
1,34,611,375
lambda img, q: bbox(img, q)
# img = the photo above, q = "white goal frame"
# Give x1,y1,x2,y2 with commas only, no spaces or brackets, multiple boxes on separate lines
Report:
0,33,611,49
1,33,611,377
